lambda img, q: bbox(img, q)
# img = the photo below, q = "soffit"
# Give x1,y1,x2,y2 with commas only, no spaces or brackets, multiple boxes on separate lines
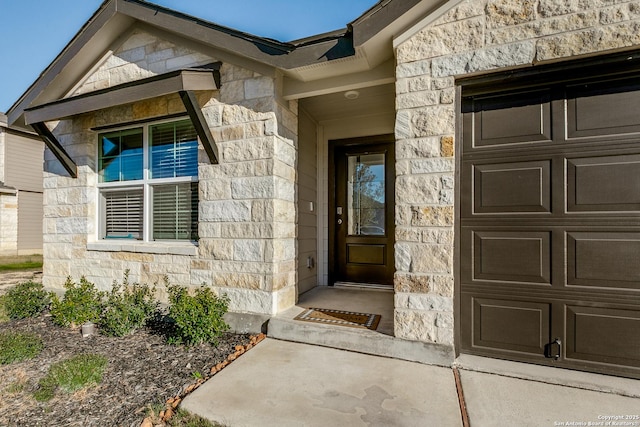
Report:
299,83,395,123
282,0,451,96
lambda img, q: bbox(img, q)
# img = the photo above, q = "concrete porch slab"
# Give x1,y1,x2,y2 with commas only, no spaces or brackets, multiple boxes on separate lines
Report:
295,286,395,335
267,286,455,366
181,338,463,427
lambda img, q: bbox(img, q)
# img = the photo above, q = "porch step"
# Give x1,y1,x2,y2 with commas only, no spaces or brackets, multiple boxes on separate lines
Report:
267,306,455,367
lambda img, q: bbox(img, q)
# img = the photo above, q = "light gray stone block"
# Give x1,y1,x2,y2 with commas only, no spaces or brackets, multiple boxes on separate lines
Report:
199,200,252,222
431,41,536,77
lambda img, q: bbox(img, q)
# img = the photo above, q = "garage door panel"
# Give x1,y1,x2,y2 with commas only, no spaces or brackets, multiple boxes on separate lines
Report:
567,154,640,212
462,70,640,378
566,305,640,367
567,77,640,139
472,298,551,355
464,90,552,149
567,232,640,290
471,231,551,284
473,160,551,213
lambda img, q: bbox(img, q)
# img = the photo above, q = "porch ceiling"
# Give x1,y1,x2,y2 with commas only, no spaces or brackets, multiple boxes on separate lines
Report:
299,83,395,123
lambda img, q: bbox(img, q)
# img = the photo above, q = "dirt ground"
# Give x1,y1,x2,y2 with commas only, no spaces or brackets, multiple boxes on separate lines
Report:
0,314,251,426
0,263,258,427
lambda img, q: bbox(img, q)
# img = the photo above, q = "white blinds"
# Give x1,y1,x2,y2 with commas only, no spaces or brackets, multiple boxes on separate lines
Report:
152,182,198,241
150,120,198,179
104,189,143,239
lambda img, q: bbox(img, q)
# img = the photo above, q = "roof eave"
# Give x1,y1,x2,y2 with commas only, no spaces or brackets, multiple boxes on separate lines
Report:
7,0,449,127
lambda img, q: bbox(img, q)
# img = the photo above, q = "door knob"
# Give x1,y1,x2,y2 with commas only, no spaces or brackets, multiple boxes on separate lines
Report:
337,219,343,225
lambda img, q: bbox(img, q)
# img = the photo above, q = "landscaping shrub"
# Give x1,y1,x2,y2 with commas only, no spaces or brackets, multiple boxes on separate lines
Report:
50,277,102,328
34,353,108,401
4,281,50,319
99,272,158,337
0,332,43,365
167,284,229,346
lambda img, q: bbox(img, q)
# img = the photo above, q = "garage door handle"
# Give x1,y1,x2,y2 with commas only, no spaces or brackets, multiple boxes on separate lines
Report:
544,338,562,360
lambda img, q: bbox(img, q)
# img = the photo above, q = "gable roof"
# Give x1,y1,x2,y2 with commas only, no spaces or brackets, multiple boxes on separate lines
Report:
7,0,451,128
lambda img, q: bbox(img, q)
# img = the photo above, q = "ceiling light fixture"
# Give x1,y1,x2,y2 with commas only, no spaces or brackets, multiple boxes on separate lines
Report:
344,90,360,100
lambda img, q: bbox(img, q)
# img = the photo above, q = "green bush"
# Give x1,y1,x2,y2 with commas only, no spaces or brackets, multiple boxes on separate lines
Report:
99,272,158,337
167,284,229,346
4,281,50,319
0,332,43,365
50,277,103,328
34,353,108,401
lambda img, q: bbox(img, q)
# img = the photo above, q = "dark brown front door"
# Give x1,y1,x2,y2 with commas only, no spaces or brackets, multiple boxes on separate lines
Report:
460,67,640,379
330,136,395,286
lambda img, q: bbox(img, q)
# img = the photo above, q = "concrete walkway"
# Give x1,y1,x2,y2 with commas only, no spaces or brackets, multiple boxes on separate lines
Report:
183,339,640,427
182,339,463,427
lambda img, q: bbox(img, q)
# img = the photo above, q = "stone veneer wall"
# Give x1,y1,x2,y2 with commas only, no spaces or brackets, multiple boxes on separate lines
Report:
42,28,297,315
394,0,640,345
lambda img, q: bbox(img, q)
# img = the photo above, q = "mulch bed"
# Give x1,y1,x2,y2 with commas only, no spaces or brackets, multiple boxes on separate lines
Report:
0,314,258,427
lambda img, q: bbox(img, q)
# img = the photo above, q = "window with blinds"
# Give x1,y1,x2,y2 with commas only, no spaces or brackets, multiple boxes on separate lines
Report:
98,118,199,242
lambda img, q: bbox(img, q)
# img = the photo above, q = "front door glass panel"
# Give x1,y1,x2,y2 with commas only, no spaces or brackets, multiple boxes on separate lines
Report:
347,153,385,236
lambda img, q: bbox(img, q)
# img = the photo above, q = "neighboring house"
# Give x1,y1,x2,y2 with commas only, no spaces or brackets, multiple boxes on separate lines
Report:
5,0,640,379
0,112,43,255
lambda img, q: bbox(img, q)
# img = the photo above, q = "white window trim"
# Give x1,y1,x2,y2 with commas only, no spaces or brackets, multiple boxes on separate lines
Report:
96,116,199,244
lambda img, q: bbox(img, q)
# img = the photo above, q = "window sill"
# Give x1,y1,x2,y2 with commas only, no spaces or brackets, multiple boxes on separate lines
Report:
87,241,198,256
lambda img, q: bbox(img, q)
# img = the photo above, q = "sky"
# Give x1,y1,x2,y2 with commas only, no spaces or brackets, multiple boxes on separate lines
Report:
0,0,379,113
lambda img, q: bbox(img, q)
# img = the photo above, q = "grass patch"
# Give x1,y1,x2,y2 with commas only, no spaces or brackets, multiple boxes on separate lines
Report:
168,409,224,427
34,354,108,402
0,254,43,271
7,381,25,394
0,332,43,365
0,261,43,271
4,369,28,395
0,295,9,323
146,406,224,427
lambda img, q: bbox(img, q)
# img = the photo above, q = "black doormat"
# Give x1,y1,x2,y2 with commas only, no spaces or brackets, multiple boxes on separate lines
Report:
294,308,381,330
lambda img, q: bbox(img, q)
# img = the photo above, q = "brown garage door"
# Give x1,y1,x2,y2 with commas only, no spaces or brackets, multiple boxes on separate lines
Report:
460,64,640,378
